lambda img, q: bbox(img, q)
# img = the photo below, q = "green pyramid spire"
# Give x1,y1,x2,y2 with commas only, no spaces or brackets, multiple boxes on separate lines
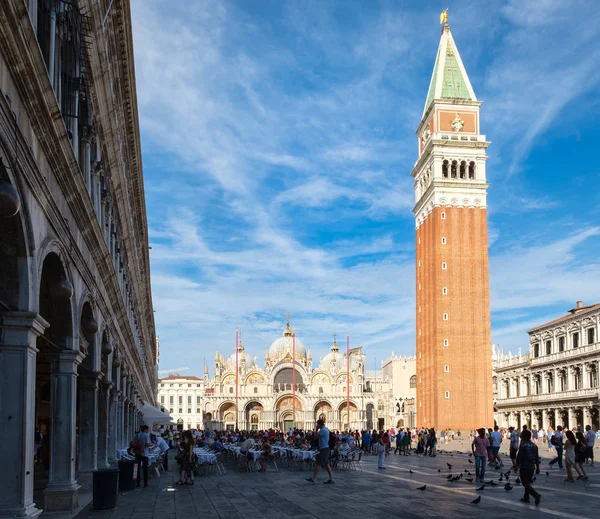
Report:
423,23,477,116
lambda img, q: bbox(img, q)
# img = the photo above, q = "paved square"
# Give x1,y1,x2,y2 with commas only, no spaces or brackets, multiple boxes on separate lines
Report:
75,443,599,519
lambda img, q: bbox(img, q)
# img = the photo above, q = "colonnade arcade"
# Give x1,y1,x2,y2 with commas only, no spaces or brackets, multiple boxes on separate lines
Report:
497,406,599,431
208,397,362,431
0,171,146,516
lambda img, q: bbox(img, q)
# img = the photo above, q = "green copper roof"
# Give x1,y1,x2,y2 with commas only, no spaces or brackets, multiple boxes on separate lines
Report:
440,41,471,100
422,26,476,116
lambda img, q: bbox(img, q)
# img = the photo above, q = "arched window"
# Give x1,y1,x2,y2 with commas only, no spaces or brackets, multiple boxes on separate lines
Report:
442,287,447,295
443,313,448,321
444,365,450,373
444,391,450,399
460,161,466,179
319,386,323,395
443,339,449,347
253,387,258,394
442,262,447,270
451,160,458,178
469,161,475,179
442,160,449,178
441,237,446,244
409,375,416,388
229,387,233,394
441,211,446,220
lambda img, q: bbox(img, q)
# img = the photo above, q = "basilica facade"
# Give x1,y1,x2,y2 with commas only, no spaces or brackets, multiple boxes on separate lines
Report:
175,318,416,432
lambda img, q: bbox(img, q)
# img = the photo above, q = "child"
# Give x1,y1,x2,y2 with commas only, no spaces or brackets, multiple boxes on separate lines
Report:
377,435,386,469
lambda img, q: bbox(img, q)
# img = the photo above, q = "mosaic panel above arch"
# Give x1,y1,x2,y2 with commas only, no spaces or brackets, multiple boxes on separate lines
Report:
222,374,235,385
311,373,331,384
276,396,302,411
246,373,265,384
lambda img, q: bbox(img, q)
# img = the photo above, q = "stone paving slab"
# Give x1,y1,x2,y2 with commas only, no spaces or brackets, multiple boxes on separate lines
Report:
71,443,599,519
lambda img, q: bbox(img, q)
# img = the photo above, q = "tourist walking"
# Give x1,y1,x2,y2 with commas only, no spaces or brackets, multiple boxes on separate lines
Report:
176,430,196,485
132,425,153,488
563,430,585,482
306,419,334,484
508,426,520,465
472,428,490,483
549,425,564,469
428,428,437,457
573,431,588,480
376,434,386,469
489,425,504,467
584,425,595,466
514,429,541,505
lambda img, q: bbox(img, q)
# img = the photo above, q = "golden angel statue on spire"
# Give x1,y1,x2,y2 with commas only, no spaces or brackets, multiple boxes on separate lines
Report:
440,8,448,25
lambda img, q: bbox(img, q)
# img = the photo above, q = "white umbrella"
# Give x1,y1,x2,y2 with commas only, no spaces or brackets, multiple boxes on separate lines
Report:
141,403,174,428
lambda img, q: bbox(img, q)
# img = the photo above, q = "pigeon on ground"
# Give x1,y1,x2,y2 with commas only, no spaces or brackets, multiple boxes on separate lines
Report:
464,469,469,473
466,478,473,483
468,453,473,457
489,481,497,486
417,485,426,491
546,471,550,476
471,496,481,504
447,474,453,480
468,459,473,464
499,474,504,481
447,463,452,469
476,485,485,491
515,478,521,485
437,469,441,472
409,470,413,474
467,471,472,476
504,483,513,491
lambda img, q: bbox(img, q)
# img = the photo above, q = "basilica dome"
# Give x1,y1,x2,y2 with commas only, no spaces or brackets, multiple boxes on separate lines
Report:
267,319,307,363
319,337,346,369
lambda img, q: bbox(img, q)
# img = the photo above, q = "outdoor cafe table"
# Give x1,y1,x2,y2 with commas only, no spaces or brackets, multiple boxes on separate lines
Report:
224,444,264,462
193,448,217,463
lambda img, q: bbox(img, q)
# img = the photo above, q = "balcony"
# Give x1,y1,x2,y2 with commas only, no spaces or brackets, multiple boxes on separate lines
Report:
530,341,600,367
496,387,600,406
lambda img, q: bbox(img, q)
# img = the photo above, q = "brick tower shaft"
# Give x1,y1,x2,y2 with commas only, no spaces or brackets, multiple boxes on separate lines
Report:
412,17,494,430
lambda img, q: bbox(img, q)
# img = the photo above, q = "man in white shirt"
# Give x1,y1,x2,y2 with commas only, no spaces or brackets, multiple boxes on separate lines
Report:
151,433,170,470
338,438,351,457
585,425,595,466
489,425,504,467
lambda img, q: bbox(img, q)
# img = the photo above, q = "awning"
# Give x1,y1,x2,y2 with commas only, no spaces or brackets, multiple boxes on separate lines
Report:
141,403,174,428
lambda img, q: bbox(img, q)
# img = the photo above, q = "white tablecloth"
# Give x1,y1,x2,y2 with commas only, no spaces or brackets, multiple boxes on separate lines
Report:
193,448,217,463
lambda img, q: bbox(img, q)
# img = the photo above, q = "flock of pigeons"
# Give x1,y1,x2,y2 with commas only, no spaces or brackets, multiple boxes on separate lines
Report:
408,450,550,506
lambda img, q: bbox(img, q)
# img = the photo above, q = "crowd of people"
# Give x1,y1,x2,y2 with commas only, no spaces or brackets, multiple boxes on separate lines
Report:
125,420,597,502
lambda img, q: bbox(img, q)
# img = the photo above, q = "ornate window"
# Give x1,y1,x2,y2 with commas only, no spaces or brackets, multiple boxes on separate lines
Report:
442,160,449,178
459,161,466,179
572,332,579,348
409,375,416,388
587,328,595,345
451,160,457,178
254,387,258,394
558,336,565,352
545,340,552,355
319,387,323,394
229,387,233,394
469,161,476,179
533,343,539,357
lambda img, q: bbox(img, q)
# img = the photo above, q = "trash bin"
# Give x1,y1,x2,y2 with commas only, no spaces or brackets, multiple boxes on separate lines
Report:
118,459,138,491
93,469,119,510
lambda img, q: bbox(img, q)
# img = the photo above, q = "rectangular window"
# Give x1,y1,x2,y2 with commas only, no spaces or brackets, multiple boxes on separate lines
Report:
558,336,565,352
188,396,192,405
587,328,595,345
160,396,165,404
169,396,174,404
178,396,183,404
197,408,201,414
545,340,551,355
169,408,173,413
187,408,191,414
178,408,182,414
533,343,539,358
573,332,579,348
197,396,201,404
188,384,191,387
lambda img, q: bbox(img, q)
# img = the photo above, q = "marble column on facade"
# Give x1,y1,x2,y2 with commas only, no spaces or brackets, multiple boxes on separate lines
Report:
97,381,112,469
44,349,84,512
567,408,575,430
554,408,562,428
0,313,48,519
77,371,100,487
583,407,592,428
107,389,120,463
542,409,549,430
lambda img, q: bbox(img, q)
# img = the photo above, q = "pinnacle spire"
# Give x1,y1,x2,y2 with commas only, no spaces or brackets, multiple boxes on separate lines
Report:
423,14,477,117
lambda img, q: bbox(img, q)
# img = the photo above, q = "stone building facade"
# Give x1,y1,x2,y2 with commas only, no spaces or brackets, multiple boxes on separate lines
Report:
193,318,416,432
381,354,417,429
412,19,493,429
0,1,156,517
494,302,600,431
158,375,205,431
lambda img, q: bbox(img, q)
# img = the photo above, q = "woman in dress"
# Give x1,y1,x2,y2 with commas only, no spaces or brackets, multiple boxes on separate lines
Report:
574,431,588,480
563,430,585,482
177,430,196,485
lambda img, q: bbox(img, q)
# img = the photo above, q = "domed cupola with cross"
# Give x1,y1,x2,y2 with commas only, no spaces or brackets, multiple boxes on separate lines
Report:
412,10,493,431
266,313,307,366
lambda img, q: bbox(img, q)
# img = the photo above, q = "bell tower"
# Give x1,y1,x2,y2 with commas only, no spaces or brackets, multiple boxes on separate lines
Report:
412,14,493,430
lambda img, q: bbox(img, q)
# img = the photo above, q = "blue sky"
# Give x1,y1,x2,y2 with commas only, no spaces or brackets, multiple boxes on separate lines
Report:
130,0,600,378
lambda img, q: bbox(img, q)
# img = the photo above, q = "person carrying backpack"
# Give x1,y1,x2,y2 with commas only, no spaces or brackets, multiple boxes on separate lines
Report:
132,425,153,488
549,425,564,469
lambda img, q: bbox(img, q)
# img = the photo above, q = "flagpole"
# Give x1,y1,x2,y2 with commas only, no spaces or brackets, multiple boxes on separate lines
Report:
235,325,239,430
292,329,296,428
346,330,350,430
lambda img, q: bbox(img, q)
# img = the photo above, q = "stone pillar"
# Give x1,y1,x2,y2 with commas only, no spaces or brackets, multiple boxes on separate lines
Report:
567,408,575,431
44,349,83,512
97,382,112,469
542,409,549,430
108,390,120,463
77,372,100,487
116,393,125,449
583,407,592,428
554,408,562,429
0,312,48,519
